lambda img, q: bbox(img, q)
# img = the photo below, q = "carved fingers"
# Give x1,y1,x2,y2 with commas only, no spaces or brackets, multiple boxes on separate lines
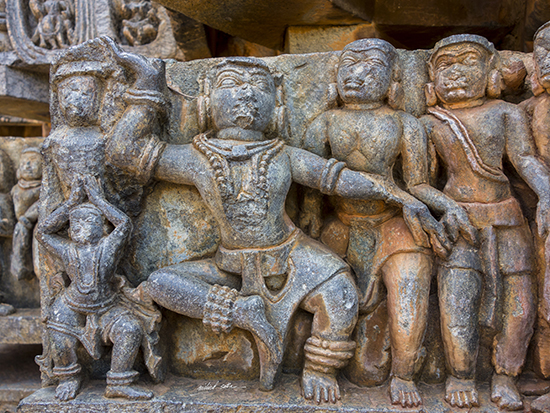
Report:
67,175,86,206
442,207,478,246
83,175,105,204
403,203,451,258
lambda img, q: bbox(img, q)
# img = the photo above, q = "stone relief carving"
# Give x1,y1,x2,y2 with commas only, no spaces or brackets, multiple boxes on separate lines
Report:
421,34,550,411
0,148,15,316
29,0,75,49
6,0,182,64
15,23,550,412
10,147,42,281
113,0,160,47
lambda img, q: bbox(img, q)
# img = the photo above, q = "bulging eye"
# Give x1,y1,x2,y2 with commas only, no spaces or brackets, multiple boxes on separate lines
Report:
341,57,356,66
217,76,240,88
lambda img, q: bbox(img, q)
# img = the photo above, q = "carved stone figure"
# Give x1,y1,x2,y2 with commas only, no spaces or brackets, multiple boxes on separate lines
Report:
10,147,42,281
0,148,15,316
421,34,550,410
29,0,75,49
102,37,459,402
301,38,470,408
35,176,162,401
521,20,550,408
36,37,164,398
114,0,160,46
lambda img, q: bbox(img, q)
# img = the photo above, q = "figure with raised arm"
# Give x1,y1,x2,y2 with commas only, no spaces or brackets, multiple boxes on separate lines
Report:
102,36,450,403
36,176,161,401
421,34,549,410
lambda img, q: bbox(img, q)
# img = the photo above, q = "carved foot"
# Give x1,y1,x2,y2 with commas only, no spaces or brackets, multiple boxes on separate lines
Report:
55,377,81,401
389,376,422,407
491,373,523,411
0,303,14,316
105,385,153,400
234,295,282,391
445,376,479,408
302,368,341,404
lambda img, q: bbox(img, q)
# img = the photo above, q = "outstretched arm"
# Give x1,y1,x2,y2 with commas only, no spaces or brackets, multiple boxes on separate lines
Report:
35,177,85,258
505,105,550,238
288,146,451,255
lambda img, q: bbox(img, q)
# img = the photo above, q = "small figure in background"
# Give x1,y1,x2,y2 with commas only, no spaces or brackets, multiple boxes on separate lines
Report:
0,148,15,315
11,147,42,281
36,176,162,401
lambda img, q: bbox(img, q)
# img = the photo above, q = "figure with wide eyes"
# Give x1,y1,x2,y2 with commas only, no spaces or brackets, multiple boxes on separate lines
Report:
520,21,550,407
421,34,550,411
10,147,43,281
105,40,451,403
301,38,473,408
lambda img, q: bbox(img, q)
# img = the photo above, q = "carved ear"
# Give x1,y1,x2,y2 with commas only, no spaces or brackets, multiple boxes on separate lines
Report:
427,61,435,82
388,80,404,109
197,95,211,133
15,167,20,181
424,82,437,107
327,83,339,109
275,79,289,140
487,69,504,99
531,71,546,96
197,76,211,132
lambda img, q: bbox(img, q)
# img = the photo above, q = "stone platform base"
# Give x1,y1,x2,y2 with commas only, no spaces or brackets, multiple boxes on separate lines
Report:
18,373,538,413
0,308,42,345
0,343,42,413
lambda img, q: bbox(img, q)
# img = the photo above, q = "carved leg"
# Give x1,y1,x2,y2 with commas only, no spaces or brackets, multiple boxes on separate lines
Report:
300,271,358,404
382,252,432,408
491,273,535,411
105,315,152,400
438,266,481,408
47,296,85,402
144,259,282,390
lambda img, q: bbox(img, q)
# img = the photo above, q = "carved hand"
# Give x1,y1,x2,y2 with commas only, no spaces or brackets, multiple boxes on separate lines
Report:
441,206,478,246
99,36,165,91
403,202,451,258
83,175,105,205
67,175,86,207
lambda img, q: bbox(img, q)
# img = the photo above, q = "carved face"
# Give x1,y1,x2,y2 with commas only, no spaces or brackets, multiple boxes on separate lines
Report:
18,152,42,181
337,48,393,105
430,44,489,105
58,76,100,127
535,28,550,90
210,64,276,132
69,206,103,245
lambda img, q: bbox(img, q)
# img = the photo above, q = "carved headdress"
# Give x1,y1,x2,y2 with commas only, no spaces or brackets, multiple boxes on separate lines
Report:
426,34,504,105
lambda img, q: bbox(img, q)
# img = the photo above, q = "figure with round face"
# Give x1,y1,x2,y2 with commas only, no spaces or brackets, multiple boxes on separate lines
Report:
36,37,165,396
520,21,550,406
10,147,43,281
105,46,453,402
36,176,160,401
301,38,473,408
421,34,550,410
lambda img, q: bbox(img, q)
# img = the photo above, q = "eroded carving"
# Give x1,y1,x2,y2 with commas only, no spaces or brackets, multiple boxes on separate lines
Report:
114,0,160,46
301,38,474,408
421,34,550,411
10,147,42,281
29,0,75,49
